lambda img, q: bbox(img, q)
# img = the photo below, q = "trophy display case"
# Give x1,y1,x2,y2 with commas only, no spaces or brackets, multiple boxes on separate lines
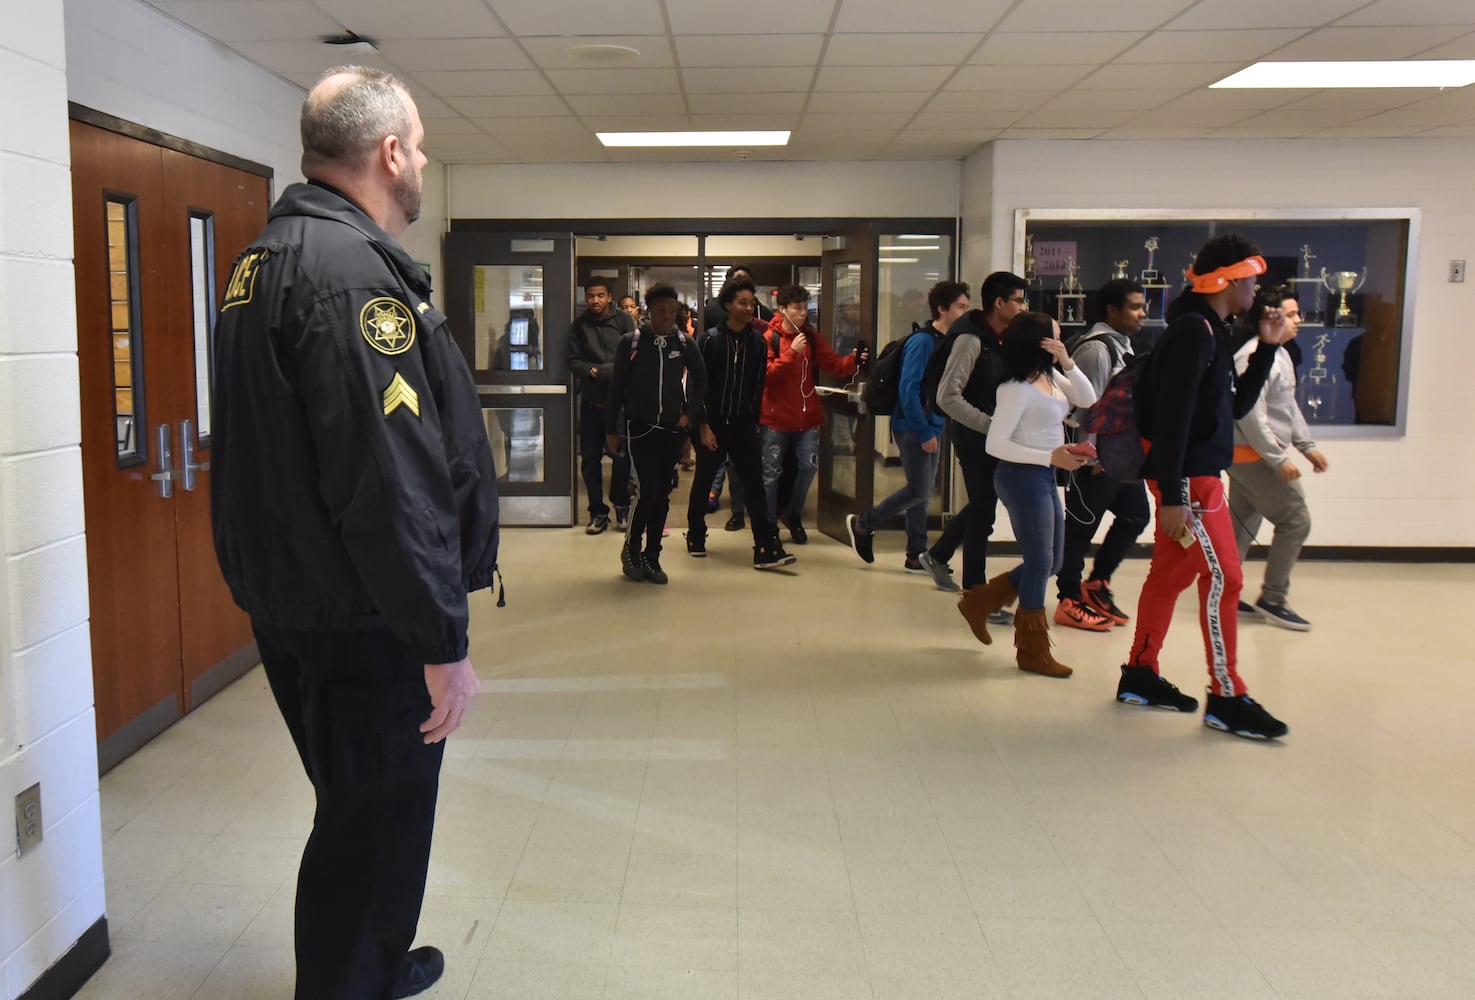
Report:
1013,209,1418,433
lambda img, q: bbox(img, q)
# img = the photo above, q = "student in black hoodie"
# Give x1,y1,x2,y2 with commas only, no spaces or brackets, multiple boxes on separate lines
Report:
686,277,795,569
1114,234,1291,740
606,283,706,584
569,278,636,535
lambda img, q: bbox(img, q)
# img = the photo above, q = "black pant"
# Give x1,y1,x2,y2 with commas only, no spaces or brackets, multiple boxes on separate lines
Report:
579,398,629,515
627,420,684,557
688,420,775,546
954,440,1001,590
1055,468,1151,601
255,623,445,1000
931,503,967,564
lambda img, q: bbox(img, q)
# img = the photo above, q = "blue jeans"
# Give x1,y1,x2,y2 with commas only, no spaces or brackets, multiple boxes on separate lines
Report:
761,427,819,522
993,460,1064,611
860,431,939,558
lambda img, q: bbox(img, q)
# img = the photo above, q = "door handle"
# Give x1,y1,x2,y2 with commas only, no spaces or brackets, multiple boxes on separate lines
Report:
178,418,209,491
150,423,176,498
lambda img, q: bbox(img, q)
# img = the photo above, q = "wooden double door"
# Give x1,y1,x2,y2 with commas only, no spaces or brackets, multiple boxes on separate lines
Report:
70,119,270,771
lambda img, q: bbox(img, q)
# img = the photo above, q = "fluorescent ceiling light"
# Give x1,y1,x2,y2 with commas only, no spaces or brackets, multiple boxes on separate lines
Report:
597,130,790,147
1212,60,1475,89
881,245,940,251
895,234,942,240
879,257,920,264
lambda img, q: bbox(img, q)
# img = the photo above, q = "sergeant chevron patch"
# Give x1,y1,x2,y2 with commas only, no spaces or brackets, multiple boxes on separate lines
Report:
382,371,421,418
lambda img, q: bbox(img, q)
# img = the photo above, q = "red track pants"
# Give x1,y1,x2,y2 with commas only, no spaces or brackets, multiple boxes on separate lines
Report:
1127,476,1247,697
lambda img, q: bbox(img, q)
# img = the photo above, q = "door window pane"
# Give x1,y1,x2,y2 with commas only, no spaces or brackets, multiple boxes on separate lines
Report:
106,198,145,463
485,407,546,483
189,212,216,441
474,265,545,372
830,262,862,354
878,234,951,349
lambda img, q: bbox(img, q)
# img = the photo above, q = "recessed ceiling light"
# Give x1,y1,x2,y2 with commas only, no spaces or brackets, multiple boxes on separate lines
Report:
597,130,791,147
568,44,642,63
1212,60,1475,89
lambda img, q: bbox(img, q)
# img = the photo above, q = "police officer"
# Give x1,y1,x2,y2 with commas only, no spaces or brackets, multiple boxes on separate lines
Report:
211,67,498,999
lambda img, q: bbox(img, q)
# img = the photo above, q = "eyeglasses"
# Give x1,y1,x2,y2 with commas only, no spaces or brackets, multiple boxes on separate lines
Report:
1006,295,1028,306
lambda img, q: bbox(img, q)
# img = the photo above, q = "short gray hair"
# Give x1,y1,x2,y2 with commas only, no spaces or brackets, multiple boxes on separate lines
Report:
301,65,412,171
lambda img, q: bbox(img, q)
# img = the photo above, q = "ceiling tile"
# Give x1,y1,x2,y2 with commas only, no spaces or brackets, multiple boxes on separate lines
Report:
970,31,1143,66
311,0,506,40
683,67,815,94
1356,105,1475,127
800,112,916,131
1099,125,1214,138
1116,28,1298,64
1337,0,1475,25
490,0,666,35
446,95,571,117
1312,124,1430,137
231,40,398,74
376,38,530,71
813,66,953,92
421,135,513,158
1023,107,1138,129
409,70,553,96
997,127,1110,139
999,0,1198,32
946,64,1095,91
148,1,342,42
1286,26,1458,58
543,68,681,94
805,91,933,113
908,111,1022,131
675,34,826,67
1416,124,1475,136
1153,88,1301,112
1233,105,1370,128
419,117,492,136
665,0,836,35
685,92,807,114
1119,102,1253,128
1074,62,1246,89
497,133,609,159
592,115,696,131
472,116,588,135
925,89,1061,112
824,33,984,66
1402,87,1475,110
1037,89,1175,112
566,93,688,116
1414,31,1475,57
895,128,1002,145
833,0,1015,33
1278,89,1433,112
520,35,673,69
689,112,802,129
407,93,457,118
1164,0,1367,30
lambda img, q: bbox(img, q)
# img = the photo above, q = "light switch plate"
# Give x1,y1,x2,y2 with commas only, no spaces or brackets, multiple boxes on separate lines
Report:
1452,259,1466,283
15,783,42,857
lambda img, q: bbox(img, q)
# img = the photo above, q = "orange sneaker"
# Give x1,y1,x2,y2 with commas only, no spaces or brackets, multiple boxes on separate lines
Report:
1054,597,1113,632
1081,579,1130,626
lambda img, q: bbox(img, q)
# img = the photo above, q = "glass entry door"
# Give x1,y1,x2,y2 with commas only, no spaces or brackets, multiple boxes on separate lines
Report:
444,233,576,526
815,228,877,543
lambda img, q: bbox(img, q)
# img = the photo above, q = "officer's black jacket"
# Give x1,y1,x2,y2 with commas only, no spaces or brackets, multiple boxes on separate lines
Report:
211,181,499,664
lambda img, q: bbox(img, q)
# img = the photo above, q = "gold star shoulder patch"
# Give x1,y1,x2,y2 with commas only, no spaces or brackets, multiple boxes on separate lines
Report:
382,371,421,418
360,297,416,356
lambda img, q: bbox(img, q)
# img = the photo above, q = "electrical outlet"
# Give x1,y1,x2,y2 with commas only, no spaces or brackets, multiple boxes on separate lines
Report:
15,783,42,857
1453,260,1467,283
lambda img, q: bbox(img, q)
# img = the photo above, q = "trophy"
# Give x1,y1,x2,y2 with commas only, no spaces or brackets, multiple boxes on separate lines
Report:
1320,267,1367,327
1296,331,1339,423
1111,260,1129,280
1057,256,1086,325
1061,256,1082,293
1139,237,1160,282
1024,233,1043,288
1300,244,1317,278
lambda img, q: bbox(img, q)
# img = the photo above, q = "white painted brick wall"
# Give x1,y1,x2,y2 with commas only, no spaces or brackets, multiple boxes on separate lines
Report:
0,2,105,997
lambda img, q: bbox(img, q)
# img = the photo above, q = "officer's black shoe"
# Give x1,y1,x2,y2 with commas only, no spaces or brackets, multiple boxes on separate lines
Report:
391,946,445,999
621,541,644,582
643,554,669,585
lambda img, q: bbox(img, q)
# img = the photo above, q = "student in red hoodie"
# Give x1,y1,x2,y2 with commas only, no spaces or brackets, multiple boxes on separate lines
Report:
759,284,867,543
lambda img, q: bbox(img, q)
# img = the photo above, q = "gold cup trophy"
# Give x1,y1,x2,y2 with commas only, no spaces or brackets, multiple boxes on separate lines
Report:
1320,267,1367,327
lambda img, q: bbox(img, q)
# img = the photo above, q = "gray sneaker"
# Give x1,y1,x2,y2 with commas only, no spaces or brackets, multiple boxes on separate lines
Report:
988,609,1014,626
918,552,960,593
586,513,610,535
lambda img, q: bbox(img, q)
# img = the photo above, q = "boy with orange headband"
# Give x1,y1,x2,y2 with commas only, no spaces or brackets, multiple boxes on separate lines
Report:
1114,234,1292,739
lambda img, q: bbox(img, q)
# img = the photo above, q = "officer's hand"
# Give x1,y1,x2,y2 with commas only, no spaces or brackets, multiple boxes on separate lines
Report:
421,657,480,744
700,425,718,451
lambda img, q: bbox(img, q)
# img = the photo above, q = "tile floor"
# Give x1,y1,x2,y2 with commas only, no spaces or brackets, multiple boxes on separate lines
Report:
80,519,1475,999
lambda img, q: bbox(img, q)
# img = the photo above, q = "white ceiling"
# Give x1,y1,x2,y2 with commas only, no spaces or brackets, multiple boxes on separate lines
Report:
144,0,1475,163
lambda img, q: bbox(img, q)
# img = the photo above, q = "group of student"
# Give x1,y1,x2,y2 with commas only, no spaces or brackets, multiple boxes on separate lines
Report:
572,235,1324,740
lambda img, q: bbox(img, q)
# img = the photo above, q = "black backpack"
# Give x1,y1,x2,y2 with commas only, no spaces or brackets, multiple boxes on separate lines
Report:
920,328,968,419
862,329,930,415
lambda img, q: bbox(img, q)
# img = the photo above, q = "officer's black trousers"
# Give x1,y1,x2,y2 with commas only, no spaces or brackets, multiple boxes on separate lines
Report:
255,622,445,1000
626,419,684,557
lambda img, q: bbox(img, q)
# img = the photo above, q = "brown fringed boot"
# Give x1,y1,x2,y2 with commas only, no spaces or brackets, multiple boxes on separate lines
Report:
957,572,1018,645
1014,608,1073,678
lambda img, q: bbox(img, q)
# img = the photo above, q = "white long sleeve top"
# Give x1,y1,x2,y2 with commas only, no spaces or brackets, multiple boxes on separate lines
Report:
985,366,1097,466
1232,339,1316,466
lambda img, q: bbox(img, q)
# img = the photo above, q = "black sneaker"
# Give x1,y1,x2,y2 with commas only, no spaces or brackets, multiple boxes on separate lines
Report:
782,513,808,545
1254,599,1311,632
586,513,610,535
392,946,445,999
724,511,745,532
614,506,630,532
1237,600,1260,618
903,556,928,574
642,554,669,585
621,541,644,581
1116,665,1199,712
754,543,797,570
686,533,707,558
846,514,875,564
1204,693,1288,739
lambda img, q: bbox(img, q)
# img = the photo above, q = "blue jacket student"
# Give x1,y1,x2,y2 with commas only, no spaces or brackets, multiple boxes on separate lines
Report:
891,323,947,443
